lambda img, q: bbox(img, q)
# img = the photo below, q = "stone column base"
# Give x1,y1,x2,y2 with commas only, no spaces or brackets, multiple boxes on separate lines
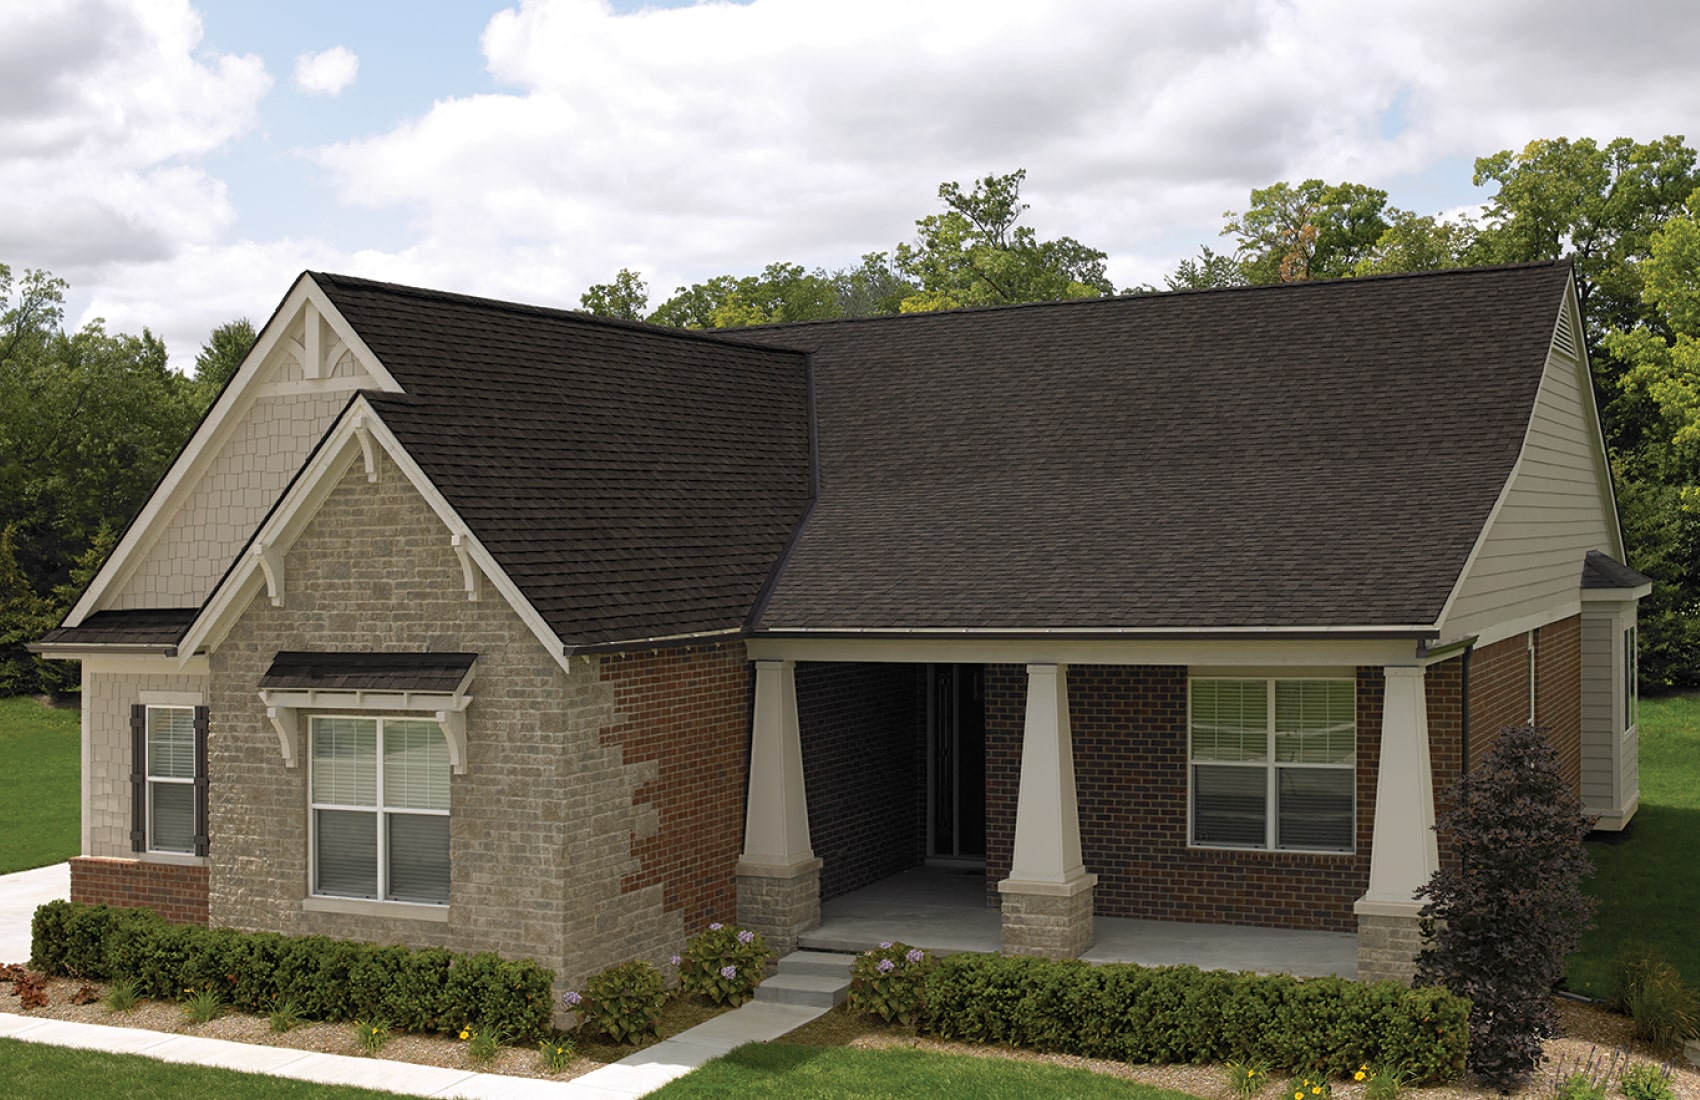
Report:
735,857,822,956
997,874,1096,958
1355,898,1425,984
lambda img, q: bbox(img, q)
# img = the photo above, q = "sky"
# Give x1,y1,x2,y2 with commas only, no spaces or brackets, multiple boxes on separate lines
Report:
4,0,1700,371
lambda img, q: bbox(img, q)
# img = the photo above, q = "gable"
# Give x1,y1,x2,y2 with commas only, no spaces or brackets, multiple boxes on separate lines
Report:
1435,281,1619,644
71,278,400,621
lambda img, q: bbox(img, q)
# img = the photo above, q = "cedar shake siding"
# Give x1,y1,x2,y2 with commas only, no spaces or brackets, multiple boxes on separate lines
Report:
984,665,1383,934
206,449,705,990
796,662,929,901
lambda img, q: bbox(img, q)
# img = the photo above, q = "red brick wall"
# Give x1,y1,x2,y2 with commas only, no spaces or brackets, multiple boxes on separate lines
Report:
69,856,209,925
1458,619,1581,795
984,665,1382,933
600,643,750,934
796,662,928,901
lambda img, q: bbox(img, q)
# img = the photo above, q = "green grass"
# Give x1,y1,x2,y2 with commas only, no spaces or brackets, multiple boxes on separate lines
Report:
1567,692,1700,997
648,1042,1205,1099
0,696,79,874
0,1038,418,1099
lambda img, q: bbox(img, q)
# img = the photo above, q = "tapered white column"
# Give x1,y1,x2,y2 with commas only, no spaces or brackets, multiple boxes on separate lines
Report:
998,664,1096,957
1360,665,1438,906
738,659,814,873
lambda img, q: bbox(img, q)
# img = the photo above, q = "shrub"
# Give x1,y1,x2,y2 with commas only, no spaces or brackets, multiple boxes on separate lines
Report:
917,953,1468,1084
1618,1062,1676,1100
183,985,223,1023
1286,1073,1332,1100
538,1033,575,1073
1364,1063,1409,1100
1414,725,1596,1092
846,941,936,1027
1226,1058,1272,1099
103,977,139,1013
1614,945,1699,1052
353,1018,390,1055
565,960,668,1045
269,998,303,1033
29,900,554,1041
676,923,768,1007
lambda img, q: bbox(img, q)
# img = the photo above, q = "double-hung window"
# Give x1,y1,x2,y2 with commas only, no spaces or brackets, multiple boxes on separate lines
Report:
146,706,197,853
1189,678,1356,852
1624,626,1638,732
310,716,450,905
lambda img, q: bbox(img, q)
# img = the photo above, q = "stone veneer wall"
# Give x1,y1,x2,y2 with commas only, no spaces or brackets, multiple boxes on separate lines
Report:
205,449,716,997
984,665,1384,933
796,662,928,901
70,858,208,926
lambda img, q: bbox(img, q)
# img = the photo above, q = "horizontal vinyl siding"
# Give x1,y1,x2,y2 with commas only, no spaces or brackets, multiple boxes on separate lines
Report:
1443,341,1612,638
1580,614,1621,811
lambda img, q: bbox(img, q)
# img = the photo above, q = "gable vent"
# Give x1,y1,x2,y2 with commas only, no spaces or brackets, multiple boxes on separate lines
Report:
1551,309,1579,360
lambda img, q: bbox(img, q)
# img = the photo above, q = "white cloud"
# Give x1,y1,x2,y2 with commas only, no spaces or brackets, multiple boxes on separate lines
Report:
293,46,359,97
0,0,269,275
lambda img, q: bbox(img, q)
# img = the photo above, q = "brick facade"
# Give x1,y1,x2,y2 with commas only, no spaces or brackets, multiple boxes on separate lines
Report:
795,662,927,901
70,857,209,926
984,665,1382,933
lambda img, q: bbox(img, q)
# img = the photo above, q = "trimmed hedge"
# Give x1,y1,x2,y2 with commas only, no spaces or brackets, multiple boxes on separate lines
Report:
919,954,1469,1084
30,901,554,1040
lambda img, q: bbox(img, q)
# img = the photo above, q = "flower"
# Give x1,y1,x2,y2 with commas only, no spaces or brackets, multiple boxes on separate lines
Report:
879,941,893,949
1248,1070,1256,1078
561,990,582,1007
709,922,723,931
877,958,895,973
720,965,737,979
1295,1091,1305,1098
670,955,681,966
737,929,755,944
1354,1071,1366,1082
459,1028,470,1040
905,948,924,964
1312,1088,1322,1095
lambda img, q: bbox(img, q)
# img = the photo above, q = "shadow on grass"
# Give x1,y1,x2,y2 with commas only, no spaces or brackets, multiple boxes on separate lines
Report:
1569,804,1700,997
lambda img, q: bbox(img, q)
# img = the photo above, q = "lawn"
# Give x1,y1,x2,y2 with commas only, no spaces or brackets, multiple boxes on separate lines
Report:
0,696,79,875
0,1038,417,1099
1566,692,1700,997
647,1042,1204,1100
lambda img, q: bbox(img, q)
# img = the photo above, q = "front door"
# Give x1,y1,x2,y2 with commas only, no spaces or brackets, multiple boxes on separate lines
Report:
928,663,986,864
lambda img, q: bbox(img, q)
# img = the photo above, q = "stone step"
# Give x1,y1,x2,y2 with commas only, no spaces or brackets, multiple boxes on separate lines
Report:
754,971,850,1008
776,950,856,978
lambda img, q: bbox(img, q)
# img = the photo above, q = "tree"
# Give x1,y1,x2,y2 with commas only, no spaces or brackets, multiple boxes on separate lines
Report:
649,263,845,329
1219,179,1391,284
579,269,650,322
1415,727,1596,1092
1352,211,1477,277
193,318,255,404
892,170,1114,309
827,252,915,318
1162,245,1247,290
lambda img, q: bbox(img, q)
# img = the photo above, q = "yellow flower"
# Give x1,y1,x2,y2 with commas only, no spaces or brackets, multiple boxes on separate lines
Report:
459,1028,470,1040
1248,1070,1257,1078
1355,1072,1366,1082
1313,1088,1322,1095
1296,1091,1305,1098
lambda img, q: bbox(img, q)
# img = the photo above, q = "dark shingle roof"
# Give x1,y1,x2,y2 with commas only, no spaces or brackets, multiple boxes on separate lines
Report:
311,274,811,649
37,608,197,649
260,651,477,692
1582,550,1653,590
730,263,1576,631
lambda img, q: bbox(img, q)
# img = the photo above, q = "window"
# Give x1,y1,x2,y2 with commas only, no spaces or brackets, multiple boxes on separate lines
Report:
1189,679,1356,852
146,707,197,853
1625,626,1639,731
310,716,450,905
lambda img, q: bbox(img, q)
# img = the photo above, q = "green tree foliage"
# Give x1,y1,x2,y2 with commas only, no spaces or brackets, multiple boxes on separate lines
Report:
0,262,203,693
893,169,1113,309
648,263,844,329
579,268,650,321
1352,210,1477,276
1162,245,1246,290
192,318,255,401
1220,179,1391,283
1416,727,1596,1092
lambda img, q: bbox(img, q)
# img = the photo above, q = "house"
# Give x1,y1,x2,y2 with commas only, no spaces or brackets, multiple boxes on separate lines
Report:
35,260,1649,996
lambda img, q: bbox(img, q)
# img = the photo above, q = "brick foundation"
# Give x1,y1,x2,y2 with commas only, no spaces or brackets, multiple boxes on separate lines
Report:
70,856,209,926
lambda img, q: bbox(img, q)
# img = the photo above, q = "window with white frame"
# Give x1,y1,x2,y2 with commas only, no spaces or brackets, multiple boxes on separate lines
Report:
309,716,450,905
1189,678,1356,852
146,706,197,854
1625,625,1638,731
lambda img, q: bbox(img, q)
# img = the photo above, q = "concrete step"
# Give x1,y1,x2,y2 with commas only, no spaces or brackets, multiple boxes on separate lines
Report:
754,971,851,1008
776,950,856,978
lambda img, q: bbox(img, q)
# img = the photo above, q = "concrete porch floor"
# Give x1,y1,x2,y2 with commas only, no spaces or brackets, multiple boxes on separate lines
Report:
801,866,1357,979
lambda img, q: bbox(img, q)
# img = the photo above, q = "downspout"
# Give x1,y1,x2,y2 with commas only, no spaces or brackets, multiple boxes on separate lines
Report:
1460,644,1473,779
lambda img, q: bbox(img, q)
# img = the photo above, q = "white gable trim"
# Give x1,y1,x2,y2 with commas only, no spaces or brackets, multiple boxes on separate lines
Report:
176,396,572,672
67,275,402,626
1432,279,1620,638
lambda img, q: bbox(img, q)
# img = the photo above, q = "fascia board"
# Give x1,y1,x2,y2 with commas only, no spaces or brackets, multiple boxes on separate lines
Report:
178,397,572,672
68,274,402,626
1567,281,1627,562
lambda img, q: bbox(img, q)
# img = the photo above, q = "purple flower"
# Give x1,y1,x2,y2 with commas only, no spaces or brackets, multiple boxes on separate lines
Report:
878,941,893,950
561,990,582,1007
876,958,895,973
906,948,925,964
670,955,681,967
709,922,723,931
736,930,755,945
720,965,737,979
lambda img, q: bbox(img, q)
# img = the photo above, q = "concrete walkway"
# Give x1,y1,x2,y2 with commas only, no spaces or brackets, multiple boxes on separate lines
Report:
0,862,825,1098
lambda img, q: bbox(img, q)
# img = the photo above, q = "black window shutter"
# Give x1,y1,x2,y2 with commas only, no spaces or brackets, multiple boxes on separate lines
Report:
193,706,210,857
130,705,147,852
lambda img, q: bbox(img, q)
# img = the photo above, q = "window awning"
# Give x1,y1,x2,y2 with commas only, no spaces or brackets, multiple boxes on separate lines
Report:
258,651,476,773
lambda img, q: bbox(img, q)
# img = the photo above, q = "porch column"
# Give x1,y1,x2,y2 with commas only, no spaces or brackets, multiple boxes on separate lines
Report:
997,663,1096,958
735,659,821,954
1354,664,1437,984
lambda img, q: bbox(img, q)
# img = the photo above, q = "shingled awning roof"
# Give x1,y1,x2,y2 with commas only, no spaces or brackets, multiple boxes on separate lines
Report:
731,262,1576,632
311,274,813,650
35,608,198,651
1582,550,1653,591
259,651,477,693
